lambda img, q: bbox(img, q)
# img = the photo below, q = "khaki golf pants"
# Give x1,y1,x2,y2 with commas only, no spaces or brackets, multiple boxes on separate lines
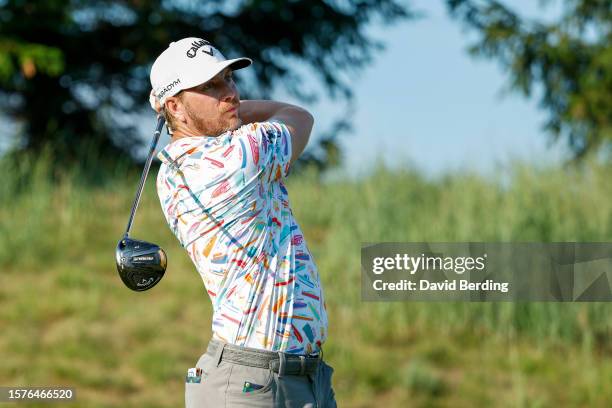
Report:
185,341,337,407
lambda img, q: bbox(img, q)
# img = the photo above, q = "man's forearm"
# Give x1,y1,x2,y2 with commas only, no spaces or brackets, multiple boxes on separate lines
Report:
239,100,303,124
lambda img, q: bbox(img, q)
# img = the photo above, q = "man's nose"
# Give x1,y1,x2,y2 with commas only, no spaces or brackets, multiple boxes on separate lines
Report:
221,82,238,102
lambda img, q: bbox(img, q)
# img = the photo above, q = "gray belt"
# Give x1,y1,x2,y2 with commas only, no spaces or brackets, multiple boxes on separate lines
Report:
206,339,321,376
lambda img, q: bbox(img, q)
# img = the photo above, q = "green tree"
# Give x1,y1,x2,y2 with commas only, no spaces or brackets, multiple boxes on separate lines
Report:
0,0,411,170
447,0,612,159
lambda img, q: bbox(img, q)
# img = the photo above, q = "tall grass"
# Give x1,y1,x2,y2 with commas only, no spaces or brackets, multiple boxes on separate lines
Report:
1,154,611,407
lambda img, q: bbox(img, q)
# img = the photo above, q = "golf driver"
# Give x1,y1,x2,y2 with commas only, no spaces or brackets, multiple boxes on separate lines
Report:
115,115,167,291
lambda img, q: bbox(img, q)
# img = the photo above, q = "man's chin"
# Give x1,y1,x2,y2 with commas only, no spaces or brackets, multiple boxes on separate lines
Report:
228,118,243,131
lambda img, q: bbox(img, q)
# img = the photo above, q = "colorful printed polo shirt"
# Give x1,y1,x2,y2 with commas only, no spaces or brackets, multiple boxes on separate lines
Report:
156,121,328,354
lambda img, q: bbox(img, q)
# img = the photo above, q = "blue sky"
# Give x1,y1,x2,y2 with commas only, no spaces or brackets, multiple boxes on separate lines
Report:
270,0,569,177
2,0,569,177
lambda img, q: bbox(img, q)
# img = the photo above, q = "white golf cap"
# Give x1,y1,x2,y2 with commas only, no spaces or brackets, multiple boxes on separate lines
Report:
150,37,251,107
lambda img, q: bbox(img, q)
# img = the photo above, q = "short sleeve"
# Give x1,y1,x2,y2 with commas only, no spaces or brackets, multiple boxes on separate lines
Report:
243,121,293,182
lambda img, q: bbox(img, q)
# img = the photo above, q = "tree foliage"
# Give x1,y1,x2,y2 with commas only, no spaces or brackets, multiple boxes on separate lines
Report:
0,0,410,169
447,0,612,159
3,0,610,169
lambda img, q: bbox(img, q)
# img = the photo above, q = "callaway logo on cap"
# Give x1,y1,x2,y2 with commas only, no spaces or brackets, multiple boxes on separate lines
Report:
150,37,252,107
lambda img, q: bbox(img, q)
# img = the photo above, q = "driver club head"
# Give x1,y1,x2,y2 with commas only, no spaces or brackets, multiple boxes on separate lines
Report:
116,237,167,291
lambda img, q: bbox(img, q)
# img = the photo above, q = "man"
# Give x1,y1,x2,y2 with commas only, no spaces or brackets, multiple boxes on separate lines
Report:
150,37,336,407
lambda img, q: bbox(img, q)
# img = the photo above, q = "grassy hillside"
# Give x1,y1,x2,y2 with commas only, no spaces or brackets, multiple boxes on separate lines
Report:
1,155,611,407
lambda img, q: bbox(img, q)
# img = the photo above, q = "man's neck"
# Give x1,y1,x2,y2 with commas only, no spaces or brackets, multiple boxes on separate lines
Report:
170,127,222,143
170,128,205,143
170,132,190,143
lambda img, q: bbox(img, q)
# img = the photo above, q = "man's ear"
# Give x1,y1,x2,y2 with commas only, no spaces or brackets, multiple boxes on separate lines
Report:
165,96,186,123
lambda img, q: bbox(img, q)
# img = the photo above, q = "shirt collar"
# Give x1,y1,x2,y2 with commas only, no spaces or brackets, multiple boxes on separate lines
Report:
157,137,202,165
157,134,228,166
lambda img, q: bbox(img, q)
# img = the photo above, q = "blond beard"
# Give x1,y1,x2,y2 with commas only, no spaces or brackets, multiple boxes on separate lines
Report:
186,104,242,137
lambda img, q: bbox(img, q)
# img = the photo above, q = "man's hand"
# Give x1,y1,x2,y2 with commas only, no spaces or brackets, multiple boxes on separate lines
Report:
149,90,162,113
239,100,314,163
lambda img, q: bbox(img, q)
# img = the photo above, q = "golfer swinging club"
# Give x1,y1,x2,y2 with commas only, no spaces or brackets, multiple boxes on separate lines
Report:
149,37,336,407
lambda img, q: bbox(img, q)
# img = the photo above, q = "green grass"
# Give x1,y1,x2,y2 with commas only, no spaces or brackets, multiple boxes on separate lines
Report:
1,155,611,407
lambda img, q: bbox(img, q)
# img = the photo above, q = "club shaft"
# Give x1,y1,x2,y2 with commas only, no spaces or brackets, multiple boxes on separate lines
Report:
124,115,166,238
